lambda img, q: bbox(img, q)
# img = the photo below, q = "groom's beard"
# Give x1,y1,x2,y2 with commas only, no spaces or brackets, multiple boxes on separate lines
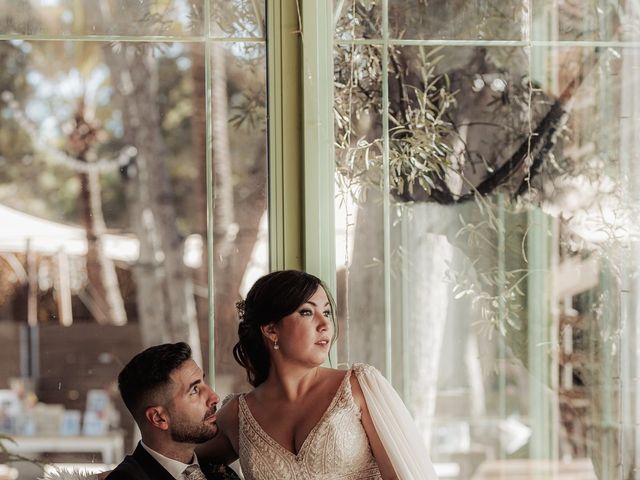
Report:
170,406,218,444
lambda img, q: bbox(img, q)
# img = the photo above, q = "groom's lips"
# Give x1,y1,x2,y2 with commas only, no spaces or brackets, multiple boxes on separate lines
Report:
204,407,217,422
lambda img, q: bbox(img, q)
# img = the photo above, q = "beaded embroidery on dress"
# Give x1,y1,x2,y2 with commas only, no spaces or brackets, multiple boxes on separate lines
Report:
238,365,383,480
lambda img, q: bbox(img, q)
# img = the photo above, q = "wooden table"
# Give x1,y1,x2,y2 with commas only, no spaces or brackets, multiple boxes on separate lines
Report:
0,465,18,480
7,432,124,464
471,458,597,480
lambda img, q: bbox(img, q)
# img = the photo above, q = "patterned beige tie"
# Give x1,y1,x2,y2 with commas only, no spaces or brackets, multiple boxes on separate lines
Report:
183,464,207,480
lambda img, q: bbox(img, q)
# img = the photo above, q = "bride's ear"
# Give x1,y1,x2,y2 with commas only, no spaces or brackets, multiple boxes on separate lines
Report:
260,323,278,343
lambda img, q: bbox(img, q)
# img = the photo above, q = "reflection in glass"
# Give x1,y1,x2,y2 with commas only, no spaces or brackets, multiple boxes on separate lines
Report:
0,38,208,461
387,0,528,41
0,22,268,474
334,0,382,40
0,0,204,37
212,0,265,39
335,3,640,479
334,44,386,371
533,0,638,42
210,42,268,392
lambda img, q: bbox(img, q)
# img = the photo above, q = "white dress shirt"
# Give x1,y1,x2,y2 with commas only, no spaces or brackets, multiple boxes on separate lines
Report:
140,440,202,480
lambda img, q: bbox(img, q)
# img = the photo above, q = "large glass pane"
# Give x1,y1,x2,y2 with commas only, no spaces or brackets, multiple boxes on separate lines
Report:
334,0,382,40
334,43,386,371
0,0,204,37
0,38,208,475
0,3,269,474
387,0,528,41
212,0,265,39
334,3,640,480
211,42,268,393
533,0,638,42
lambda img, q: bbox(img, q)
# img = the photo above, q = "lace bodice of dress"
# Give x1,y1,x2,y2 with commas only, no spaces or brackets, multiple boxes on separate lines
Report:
238,364,383,480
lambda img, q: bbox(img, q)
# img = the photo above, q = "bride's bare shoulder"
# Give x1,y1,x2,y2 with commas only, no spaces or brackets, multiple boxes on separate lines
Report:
196,393,242,461
321,366,350,379
218,393,241,425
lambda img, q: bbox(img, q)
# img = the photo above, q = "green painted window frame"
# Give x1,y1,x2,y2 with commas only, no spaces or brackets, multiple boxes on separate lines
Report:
266,0,303,273
266,0,337,362
266,0,337,295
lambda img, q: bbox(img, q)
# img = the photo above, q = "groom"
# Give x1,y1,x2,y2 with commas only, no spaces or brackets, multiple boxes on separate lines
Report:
107,342,238,480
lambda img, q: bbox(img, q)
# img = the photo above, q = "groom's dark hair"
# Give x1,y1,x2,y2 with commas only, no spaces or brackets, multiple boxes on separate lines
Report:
118,342,192,422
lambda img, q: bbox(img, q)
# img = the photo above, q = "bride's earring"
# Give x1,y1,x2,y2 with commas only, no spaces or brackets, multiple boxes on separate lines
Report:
273,338,280,350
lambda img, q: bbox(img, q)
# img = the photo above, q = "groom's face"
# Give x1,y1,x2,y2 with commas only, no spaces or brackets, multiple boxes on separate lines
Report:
166,359,219,444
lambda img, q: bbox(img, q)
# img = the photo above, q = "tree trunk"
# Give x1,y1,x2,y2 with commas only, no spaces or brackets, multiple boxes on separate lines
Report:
190,40,210,366
79,168,127,325
211,43,236,262
101,40,202,364
79,171,109,323
347,194,451,446
214,185,266,384
189,38,267,381
71,97,127,327
345,190,387,371
397,203,452,447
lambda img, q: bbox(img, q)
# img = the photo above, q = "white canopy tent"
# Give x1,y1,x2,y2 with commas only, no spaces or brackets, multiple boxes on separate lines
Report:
0,204,138,261
0,203,142,326
0,203,205,326
0,204,205,267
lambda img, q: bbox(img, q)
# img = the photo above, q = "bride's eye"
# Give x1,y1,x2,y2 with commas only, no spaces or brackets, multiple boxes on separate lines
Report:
299,308,312,316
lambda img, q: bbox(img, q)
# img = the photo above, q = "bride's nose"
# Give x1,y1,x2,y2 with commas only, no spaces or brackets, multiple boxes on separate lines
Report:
316,312,330,330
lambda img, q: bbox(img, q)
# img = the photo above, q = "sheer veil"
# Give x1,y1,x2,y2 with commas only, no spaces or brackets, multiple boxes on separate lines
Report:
354,364,439,480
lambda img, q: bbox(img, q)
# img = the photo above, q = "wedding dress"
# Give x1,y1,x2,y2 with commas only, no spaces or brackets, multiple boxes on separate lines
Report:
237,364,438,480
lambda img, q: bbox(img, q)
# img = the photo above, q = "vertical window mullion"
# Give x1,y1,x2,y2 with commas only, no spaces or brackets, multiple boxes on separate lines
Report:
204,0,216,386
381,0,393,381
300,0,337,363
267,0,304,271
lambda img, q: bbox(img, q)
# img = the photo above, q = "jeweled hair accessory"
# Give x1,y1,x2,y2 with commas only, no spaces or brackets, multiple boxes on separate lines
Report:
236,299,246,320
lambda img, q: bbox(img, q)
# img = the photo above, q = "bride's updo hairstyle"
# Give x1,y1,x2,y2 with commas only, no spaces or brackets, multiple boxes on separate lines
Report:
233,270,336,387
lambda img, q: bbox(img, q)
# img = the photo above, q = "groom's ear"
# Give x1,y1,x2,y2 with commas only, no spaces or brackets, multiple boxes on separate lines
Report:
144,405,169,431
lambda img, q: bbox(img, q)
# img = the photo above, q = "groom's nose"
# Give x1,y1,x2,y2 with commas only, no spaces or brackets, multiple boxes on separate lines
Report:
205,384,219,406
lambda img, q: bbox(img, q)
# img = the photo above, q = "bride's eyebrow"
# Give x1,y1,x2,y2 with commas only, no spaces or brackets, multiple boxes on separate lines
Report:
305,301,331,307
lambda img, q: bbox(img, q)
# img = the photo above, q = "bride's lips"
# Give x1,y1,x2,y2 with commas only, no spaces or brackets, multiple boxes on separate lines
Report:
315,339,330,347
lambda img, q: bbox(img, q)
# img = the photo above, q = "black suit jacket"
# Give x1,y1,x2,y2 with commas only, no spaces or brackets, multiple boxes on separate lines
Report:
107,442,239,480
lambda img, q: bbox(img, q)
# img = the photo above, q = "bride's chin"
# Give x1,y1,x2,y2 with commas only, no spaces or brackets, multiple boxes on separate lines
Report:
312,354,329,366
280,351,329,367
298,357,328,368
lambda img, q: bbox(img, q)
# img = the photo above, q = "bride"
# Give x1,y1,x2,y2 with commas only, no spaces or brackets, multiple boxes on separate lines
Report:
197,270,438,480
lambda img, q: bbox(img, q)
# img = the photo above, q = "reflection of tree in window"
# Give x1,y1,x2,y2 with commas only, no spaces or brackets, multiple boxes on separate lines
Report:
334,1,635,477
